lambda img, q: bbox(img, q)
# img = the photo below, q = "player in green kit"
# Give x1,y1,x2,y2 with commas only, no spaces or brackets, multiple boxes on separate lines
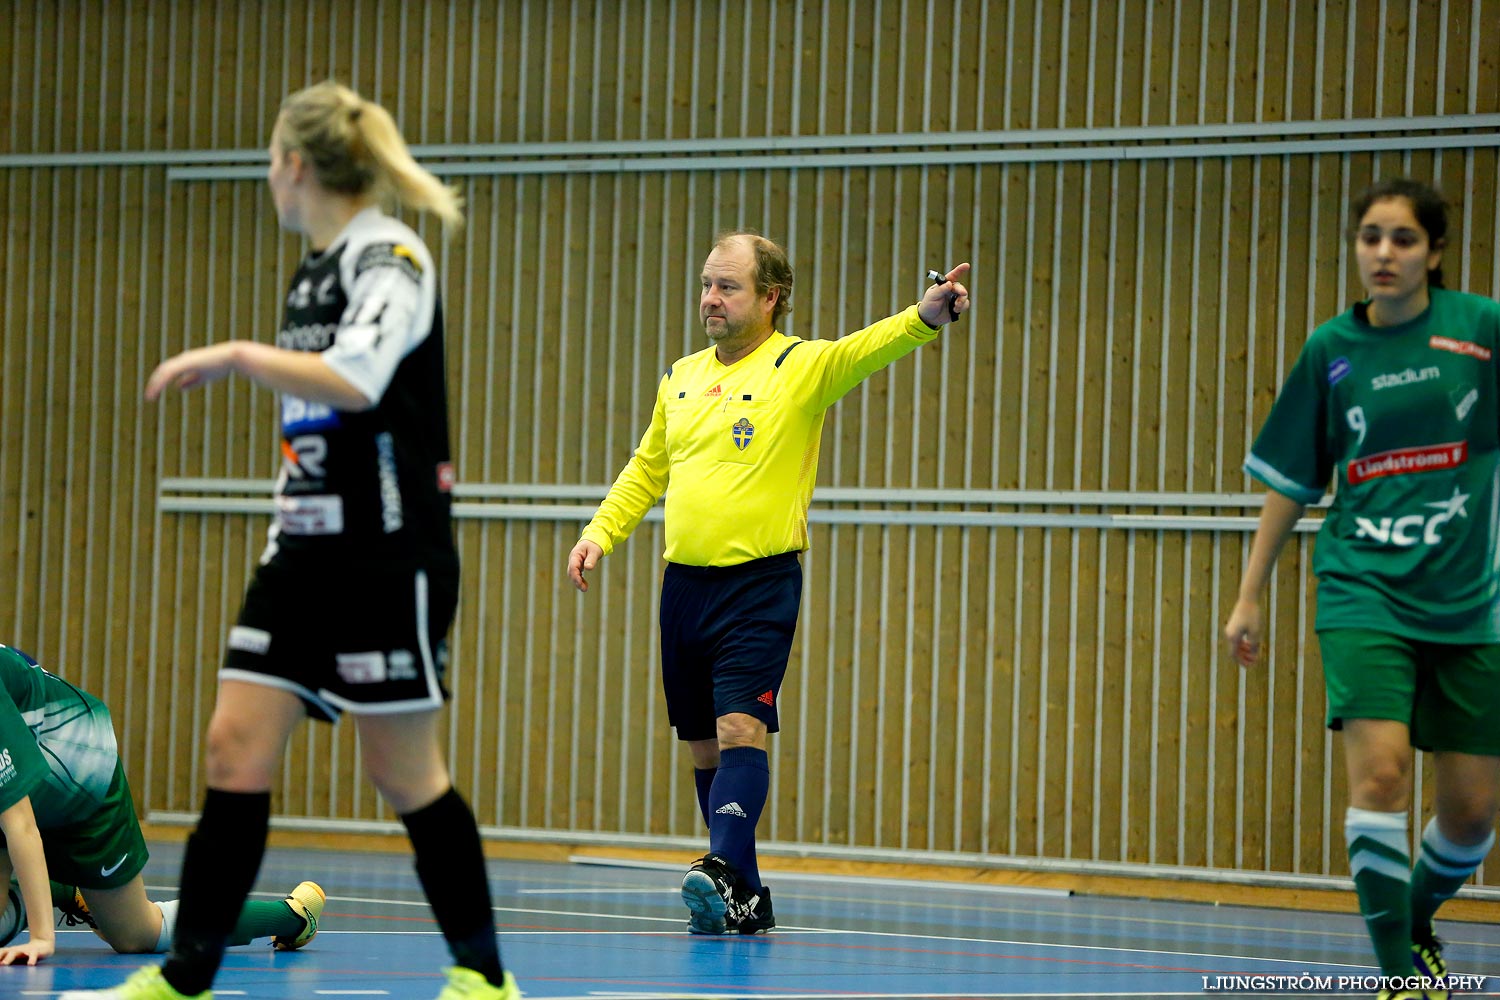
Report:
0,644,322,966
1224,178,1500,1000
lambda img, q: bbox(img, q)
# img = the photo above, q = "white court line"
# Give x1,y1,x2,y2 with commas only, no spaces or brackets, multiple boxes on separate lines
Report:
146,884,330,901
254,884,1500,957
568,855,1073,898
149,884,1500,953
449,902,680,925
516,893,681,899
257,893,1378,970
310,899,1374,971
298,925,1373,977
249,892,692,926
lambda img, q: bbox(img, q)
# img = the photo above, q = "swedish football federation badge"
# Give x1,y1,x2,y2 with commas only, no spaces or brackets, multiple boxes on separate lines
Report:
732,417,755,451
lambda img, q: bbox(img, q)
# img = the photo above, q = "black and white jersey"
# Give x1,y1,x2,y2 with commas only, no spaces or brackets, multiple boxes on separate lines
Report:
269,207,456,563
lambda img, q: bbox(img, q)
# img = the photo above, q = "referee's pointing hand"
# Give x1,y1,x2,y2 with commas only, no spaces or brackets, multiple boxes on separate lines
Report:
918,262,972,328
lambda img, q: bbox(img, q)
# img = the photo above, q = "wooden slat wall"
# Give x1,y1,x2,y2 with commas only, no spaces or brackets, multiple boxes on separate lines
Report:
4,0,1500,881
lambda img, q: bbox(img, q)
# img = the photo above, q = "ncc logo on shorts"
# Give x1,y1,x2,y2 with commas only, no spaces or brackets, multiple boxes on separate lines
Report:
732,417,755,451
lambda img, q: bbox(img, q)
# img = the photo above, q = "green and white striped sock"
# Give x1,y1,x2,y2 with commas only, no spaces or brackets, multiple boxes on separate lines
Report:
1345,806,1414,977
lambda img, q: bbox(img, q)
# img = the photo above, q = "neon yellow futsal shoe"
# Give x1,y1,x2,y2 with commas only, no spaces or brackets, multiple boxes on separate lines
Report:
1412,924,1448,982
57,965,210,999
271,880,325,951
434,966,520,999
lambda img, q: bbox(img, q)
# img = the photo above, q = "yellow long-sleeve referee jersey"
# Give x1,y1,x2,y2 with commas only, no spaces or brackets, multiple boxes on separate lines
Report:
581,304,940,567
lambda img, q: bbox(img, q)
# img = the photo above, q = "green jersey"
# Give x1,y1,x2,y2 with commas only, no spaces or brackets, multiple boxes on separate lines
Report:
0,645,119,826
1246,288,1500,642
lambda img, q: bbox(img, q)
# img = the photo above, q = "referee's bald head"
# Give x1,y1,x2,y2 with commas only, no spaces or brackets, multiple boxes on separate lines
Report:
712,230,793,327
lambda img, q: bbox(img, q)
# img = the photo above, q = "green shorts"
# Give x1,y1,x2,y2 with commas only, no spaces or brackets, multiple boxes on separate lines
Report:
37,762,149,890
1319,628,1500,755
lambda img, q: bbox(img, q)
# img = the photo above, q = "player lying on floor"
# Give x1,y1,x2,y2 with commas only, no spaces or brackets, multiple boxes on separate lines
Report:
0,644,322,965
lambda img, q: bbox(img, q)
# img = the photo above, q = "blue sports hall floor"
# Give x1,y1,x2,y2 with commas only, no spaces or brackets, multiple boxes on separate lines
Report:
9,840,1500,998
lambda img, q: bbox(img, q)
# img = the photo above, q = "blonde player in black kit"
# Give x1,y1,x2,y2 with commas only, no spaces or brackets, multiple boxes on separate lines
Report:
66,82,517,1000
568,232,970,935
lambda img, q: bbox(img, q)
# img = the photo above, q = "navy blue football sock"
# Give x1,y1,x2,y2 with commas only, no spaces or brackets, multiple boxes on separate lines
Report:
707,747,769,890
694,767,717,829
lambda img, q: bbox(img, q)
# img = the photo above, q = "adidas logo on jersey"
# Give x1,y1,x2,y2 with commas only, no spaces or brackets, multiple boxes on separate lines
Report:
703,384,724,398
715,802,748,818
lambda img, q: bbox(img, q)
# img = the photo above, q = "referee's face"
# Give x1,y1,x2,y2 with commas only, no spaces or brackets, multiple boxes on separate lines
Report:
700,241,773,344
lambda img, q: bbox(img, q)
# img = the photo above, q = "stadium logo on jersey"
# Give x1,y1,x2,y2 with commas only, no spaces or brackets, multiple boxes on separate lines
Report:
1430,336,1492,361
732,417,755,451
1347,442,1466,485
1328,357,1352,385
1353,487,1469,547
1371,365,1441,390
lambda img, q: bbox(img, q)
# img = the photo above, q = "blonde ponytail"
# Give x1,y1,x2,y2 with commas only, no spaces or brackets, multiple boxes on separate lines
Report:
278,81,464,230
354,101,464,229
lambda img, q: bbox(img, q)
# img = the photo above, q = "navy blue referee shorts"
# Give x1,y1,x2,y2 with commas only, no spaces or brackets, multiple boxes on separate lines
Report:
658,551,803,742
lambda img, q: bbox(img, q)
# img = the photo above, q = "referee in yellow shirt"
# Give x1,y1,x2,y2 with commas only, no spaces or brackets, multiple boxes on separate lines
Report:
567,231,970,935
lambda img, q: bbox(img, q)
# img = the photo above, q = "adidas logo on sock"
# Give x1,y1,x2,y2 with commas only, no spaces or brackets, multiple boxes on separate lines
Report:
715,801,748,818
